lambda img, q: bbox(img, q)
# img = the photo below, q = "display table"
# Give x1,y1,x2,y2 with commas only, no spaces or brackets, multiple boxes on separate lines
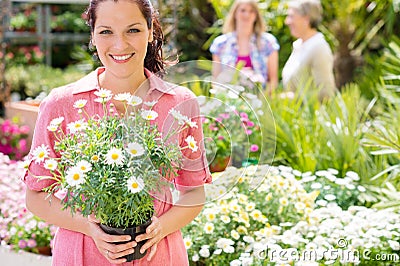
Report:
0,246,52,266
4,101,39,149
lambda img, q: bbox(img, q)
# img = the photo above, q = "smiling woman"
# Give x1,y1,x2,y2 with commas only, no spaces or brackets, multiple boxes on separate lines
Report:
22,1,212,265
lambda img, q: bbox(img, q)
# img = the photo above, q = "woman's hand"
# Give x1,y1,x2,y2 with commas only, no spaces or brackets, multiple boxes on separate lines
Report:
134,216,164,261
87,215,137,264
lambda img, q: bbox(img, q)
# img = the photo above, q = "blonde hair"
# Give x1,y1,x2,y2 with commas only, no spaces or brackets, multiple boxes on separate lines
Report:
288,0,323,29
222,0,266,36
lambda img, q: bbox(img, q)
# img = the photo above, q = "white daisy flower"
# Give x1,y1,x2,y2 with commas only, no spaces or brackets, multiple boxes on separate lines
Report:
91,154,100,163
168,109,188,124
105,148,125,166
67,119,87,134
231,230,240,240
143,100,157,107
204,222,214,234
127,95,143,107
73,99,88,109
183,237,192,249
44,159,58,171
94,88,113,99
199,247,210,258
66,166,86,187
127,176,144,194
47,124,58,132
49,117,64,126
126,142,145,157
186,120,198,128
114,93,132,102
141,110,158,120
221,215,231,224
32,144,50,164
250,210,262,220
76,160,92,173
185,135,198,152
206,212,216,221
279,197,289,206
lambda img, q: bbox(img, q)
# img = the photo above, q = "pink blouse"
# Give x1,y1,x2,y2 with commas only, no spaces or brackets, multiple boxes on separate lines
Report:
23,68,212,266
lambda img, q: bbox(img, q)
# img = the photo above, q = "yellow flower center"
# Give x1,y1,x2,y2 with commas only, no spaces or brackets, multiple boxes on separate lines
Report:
91,155,99,161
73,173,80,180
111,153,119,160
131,182,139,189
130,149,137,154
38,151,45,158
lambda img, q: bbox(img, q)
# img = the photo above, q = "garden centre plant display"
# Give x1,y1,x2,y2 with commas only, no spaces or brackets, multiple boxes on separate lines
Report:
0,118,30,160
28,89,199,260
182,165,400,265
182,164,319,265
0,153,56,255
198,85,263,169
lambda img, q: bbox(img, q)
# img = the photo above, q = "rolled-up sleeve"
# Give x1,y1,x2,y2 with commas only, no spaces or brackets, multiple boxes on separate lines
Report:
169,91,212,191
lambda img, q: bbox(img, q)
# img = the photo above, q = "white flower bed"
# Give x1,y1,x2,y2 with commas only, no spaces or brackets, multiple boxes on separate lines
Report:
183,164,400,265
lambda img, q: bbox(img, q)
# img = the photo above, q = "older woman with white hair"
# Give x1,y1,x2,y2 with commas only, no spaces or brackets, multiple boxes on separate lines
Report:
282,0,336,101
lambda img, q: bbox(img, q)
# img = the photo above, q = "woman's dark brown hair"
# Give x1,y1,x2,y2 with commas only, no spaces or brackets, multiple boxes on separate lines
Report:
85,0,166,74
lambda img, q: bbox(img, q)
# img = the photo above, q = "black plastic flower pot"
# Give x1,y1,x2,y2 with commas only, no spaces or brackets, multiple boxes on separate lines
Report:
100,219,152,261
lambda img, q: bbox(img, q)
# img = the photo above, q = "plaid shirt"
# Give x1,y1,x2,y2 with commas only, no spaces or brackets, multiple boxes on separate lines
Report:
210,32,280,85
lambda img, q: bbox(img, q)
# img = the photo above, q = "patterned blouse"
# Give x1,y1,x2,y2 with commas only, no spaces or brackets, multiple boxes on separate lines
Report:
210,32,280,85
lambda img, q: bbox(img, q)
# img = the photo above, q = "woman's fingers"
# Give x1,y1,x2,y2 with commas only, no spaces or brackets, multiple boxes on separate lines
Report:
135,216,163,256
146,243,158,261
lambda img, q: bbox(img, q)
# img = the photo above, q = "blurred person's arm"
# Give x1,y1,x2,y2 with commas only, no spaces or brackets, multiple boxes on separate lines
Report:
267,50,279,94
212,54,222,80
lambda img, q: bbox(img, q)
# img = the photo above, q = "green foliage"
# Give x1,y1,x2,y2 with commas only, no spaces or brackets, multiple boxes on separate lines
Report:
261,83,384,180
381,35,400,92
4,64,87,100
50,11,88,33
10,9,37,31
362,88,400,190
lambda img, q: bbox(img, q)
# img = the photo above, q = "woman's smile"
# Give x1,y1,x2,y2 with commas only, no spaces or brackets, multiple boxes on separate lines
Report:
110,53,135,63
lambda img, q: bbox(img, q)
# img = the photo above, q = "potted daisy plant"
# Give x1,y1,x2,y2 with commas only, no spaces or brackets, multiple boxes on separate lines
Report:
30,89,199,261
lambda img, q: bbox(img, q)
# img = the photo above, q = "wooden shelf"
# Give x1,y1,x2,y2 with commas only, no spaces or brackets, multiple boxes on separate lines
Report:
5,32,89,44
3,0,90,65
11,0,88,4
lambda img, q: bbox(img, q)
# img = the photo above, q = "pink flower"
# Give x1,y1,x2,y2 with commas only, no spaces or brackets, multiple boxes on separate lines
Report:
240,112,248,119
19,125,30,135
246,121,255,127
27,239,37,248
18,239,27,249
250,144,259,152
246,129,253,135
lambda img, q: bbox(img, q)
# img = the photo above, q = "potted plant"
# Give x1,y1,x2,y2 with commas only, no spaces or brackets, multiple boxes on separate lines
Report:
31,90,199,261
0,117,30,160
198,88,262,171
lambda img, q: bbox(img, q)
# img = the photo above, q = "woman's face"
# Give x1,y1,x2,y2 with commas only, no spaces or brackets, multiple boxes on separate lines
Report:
91,0,153,78
285,7,310,39
234,3,257,29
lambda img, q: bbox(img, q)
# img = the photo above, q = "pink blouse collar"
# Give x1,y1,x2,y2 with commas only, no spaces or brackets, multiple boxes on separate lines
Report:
72,67,176,96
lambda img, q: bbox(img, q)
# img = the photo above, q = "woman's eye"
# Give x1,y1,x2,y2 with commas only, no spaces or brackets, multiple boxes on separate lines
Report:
128,29,140,33
99,30,112,34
